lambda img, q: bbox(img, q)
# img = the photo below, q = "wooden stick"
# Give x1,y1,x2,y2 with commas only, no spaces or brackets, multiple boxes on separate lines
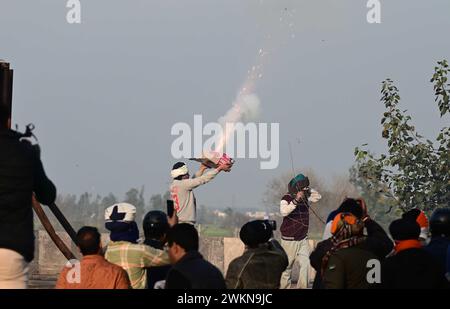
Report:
48,202,78,245
32,197,76,261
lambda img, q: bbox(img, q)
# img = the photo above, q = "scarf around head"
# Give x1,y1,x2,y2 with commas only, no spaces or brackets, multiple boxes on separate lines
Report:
104,203,139,243
171,164,189,179
106,221,139,244
321,213,366,275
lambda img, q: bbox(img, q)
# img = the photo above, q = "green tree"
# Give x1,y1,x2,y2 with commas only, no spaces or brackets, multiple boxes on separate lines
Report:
101,193,118,208
125,187,146,223
148,191,171,212
163,191,171,203
149,194,163,212
349,164,399,230
197,204,207,224
220,207,249,234
76,192,92,229
91,194,102,227
354,60,450,213
42,193,79,232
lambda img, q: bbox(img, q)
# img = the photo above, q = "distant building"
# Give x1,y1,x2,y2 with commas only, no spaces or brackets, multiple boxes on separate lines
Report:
246,211,265,219
244,211,278,219
213,210,228,218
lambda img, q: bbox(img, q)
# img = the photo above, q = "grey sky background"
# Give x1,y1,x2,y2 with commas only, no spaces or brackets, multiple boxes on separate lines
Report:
1,1,449,210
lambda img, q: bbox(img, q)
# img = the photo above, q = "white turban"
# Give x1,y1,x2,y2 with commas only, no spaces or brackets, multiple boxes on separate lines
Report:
171,164,189,179
104,203,136,222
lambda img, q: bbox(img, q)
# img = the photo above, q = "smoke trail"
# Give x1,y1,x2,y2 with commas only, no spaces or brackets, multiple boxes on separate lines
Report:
215,92,261,154
215,50,266,154
214,3,297,154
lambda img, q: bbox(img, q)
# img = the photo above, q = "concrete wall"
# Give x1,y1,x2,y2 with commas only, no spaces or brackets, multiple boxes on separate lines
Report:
31,231,316,285
36,231,79,275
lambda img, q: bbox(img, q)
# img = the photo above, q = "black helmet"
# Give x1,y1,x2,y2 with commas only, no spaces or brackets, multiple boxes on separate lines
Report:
429,208,450,237
143,211,170,240
239,220,273,248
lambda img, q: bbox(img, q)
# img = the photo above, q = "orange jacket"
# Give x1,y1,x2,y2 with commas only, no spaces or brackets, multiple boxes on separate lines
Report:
56,255,130,289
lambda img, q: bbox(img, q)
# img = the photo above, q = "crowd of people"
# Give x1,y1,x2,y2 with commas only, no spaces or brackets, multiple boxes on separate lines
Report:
1,105,449,289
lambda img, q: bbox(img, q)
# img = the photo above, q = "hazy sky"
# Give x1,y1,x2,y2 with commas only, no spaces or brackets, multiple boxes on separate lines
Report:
1,0,449,210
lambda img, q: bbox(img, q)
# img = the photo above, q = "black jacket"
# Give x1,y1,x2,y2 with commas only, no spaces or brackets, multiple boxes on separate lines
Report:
322,243,378,289
144,238,171,289
310,218,393,289
225,239,288,289
165,251,226,289
424,236,450,277
380,248,448,289
0,129,56,261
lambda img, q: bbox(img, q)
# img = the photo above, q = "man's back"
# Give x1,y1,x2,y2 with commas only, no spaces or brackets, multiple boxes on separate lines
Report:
56,255,130,289
381,248,447,289
0,130,56,262
226,243,288,289
424,236,450,275
166,251,226,289
105,241,170,289
323,245,377,289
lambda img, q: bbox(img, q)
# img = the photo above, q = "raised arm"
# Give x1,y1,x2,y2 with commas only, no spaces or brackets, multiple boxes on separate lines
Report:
180,168,220,190
141,245,171,268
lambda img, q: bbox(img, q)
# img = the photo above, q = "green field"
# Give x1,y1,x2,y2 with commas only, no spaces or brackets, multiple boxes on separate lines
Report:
200,225,234,237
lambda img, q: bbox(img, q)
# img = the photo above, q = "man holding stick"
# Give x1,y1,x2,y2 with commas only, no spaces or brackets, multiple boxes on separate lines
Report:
0,62,57,288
